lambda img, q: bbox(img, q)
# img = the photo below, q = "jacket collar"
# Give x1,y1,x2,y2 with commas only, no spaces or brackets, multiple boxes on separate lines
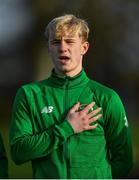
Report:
47,69,89,89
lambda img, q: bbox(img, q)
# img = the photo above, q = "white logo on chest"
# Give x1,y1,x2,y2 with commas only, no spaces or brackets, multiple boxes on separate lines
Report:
41,106,54,114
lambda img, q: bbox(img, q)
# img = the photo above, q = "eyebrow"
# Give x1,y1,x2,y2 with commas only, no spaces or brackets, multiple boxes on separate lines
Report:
50,38,76,42
65,38,76,41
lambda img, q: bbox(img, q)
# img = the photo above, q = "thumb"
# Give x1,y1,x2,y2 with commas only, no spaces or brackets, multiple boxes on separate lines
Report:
70,102,80,114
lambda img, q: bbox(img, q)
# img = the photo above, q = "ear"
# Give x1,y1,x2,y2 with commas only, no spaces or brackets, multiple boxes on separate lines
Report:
81,41,89,55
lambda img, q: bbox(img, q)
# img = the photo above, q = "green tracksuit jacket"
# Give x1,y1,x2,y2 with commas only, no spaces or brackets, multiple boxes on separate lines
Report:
0,132,8,178
9,69,133,179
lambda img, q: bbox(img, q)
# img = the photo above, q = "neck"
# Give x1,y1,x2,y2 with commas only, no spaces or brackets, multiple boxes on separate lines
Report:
54,67,82,77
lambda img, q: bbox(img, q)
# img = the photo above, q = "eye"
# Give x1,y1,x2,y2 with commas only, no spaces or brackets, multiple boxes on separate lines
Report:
50,40,61,45
66,40,75,44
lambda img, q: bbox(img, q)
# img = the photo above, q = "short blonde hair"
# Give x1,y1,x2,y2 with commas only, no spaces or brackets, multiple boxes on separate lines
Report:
44,14,89,42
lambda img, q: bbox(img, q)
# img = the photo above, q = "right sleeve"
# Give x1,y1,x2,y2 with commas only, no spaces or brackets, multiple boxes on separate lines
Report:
9,87,74,165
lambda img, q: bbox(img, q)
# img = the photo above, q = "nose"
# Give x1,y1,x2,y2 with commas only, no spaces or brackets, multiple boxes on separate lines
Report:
59,41,67,53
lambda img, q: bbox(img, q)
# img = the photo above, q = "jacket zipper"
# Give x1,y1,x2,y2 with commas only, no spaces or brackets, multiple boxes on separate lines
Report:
63,77,71,177
64,78,69,111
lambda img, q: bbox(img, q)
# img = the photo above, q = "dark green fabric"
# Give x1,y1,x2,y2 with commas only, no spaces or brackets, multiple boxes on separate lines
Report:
0,132,8,178
9,69,133,179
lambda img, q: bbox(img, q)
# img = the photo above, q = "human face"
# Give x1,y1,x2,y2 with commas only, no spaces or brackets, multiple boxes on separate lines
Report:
48,31,89,77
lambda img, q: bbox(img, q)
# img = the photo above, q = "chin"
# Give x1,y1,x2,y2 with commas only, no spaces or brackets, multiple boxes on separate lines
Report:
58,65,78,75
59,66,71,73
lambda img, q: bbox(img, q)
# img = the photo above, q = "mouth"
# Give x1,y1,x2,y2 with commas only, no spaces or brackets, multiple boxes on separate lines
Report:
59,55,70,60
59,56,70,64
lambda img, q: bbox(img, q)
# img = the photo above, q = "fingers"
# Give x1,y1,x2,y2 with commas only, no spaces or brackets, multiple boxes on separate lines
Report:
81,101,95,114
88,107,102,119
69,101,102,133
81,103,102,131
87,123,98,130
87,114,102,130
70,102,80,114
89,113,102,124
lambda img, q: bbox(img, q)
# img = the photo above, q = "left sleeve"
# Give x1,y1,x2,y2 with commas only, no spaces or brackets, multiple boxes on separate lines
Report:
104,91,133,178
0,132,8,178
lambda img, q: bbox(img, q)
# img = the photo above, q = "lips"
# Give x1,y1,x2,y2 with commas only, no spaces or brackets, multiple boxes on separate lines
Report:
59,55,70,65
59,55,70,60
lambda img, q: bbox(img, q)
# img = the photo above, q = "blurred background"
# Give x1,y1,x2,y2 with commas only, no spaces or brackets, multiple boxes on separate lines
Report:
0,0,139,178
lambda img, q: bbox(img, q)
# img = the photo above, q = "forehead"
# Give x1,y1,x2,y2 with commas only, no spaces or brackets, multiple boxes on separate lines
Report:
49,30,80,40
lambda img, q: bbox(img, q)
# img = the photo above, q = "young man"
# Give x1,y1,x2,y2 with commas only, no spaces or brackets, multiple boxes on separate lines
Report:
0,131,8,178
9,14,133,179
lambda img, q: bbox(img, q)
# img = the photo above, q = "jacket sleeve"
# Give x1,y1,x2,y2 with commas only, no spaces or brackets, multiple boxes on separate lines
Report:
104,91,133,178
0,132,9,178
9,87,74,165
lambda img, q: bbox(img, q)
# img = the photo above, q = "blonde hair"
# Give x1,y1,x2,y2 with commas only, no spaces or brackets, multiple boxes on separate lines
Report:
44,14,89,42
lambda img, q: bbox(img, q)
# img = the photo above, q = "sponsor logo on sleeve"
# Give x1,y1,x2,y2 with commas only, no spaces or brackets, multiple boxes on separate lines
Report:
124,116,128,127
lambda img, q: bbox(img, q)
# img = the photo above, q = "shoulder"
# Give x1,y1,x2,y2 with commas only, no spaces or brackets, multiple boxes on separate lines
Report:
88,80,126,119
88,79,116,95
88,79,120,103
22,79,46,91
16,79,48,98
